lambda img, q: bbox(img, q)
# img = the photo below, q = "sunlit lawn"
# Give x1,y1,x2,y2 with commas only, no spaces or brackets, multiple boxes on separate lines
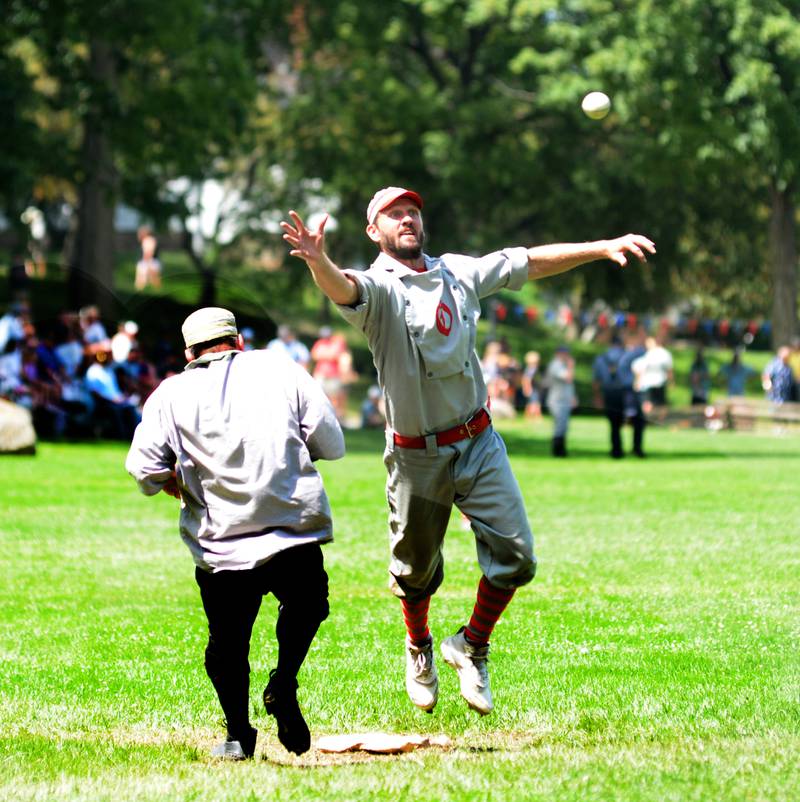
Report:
1,417,798,801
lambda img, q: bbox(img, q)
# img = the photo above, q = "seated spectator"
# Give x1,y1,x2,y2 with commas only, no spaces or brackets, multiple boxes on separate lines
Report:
111,320,139,364
311,327,357,421
0,302,28,354
84,346,141,439
118,345,159,405
521,351,542,419
0,339,27,403
360,385,385,429
484,343,520,419
268,324,311,369
79,305,109,353
240,327,256,351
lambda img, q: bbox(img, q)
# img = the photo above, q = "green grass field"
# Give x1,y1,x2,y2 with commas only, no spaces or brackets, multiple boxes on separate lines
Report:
1,418,798,801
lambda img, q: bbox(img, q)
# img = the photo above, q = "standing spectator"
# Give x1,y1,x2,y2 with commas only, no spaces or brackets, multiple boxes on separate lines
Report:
632,336,673,420
310,327,356,422
762,346,795,405
788,337,800,402
134,226,162,290
268,324,311,370
545,346,575,457
689,347,711,405
520,351,543,420
593,335,646,458
719,349,756,397
126,307,344,759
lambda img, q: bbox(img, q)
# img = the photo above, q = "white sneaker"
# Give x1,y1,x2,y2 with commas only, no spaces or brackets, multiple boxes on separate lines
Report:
405,637,439,712
440,627,493,715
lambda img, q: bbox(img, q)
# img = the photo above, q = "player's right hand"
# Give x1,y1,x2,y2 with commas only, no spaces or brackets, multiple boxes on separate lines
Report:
280,210,328,266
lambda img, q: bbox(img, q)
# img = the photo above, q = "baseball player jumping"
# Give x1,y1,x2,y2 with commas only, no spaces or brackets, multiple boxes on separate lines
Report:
282,188,654,715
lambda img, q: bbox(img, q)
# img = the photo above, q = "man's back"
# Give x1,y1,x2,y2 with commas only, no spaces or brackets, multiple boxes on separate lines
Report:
126,348,344,570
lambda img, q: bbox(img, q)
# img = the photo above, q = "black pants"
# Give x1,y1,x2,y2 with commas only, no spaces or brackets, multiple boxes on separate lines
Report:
604,389,646,456
195,543,329,738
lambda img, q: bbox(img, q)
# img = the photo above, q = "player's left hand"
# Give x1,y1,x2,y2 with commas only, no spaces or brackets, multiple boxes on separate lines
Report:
604,234,656,267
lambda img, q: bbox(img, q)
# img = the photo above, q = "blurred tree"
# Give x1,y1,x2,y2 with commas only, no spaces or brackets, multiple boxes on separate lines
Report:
265,0,797,339
5,0,279,311
623,0,800,344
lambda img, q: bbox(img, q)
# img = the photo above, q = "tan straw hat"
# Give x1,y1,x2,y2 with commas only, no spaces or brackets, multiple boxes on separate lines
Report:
181,307,238,348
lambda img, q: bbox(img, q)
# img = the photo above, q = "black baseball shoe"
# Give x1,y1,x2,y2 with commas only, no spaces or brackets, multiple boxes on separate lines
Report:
263,670,311,755
210,726,257,760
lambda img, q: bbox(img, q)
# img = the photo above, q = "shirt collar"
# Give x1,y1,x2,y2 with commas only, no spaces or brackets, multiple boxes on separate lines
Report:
373,251,440,277
184,349,241,371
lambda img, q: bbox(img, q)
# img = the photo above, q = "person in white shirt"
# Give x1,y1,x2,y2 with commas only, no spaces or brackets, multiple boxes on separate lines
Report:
632,336,673,419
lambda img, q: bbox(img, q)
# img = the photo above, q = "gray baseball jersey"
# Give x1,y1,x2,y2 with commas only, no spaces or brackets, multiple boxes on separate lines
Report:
337,247,536,598
126,349,345,572
338,248,529,436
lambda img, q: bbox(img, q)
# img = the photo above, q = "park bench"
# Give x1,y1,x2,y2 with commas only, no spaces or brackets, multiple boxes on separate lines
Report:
713,397,800,434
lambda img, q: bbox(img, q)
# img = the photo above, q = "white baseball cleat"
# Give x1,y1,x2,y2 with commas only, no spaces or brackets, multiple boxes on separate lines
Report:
440,627,493,715
405,637,439,712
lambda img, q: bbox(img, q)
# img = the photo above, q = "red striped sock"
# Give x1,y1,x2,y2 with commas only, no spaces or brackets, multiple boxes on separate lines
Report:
465,575,516,646
401,596,431,644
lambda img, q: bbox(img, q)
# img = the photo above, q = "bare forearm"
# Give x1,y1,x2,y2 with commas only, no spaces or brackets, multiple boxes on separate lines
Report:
527,241,609,280
307,252,359,305
527,233,655,279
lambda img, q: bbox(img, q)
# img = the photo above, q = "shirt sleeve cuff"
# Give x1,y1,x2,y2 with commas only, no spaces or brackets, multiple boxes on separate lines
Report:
504,246,530,291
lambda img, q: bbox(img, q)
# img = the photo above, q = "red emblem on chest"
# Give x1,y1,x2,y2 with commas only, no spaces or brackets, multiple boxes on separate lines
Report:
435,301,453,336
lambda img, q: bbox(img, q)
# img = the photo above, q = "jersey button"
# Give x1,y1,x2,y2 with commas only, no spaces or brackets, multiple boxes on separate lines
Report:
427,371,433,377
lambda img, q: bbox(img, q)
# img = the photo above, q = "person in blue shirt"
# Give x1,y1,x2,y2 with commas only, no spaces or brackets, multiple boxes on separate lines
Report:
762,346,795,404
592,334,646,458
720,349,756,397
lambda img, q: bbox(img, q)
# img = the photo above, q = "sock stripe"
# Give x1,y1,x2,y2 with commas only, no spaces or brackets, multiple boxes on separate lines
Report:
465,576,516,645
401,596,431,643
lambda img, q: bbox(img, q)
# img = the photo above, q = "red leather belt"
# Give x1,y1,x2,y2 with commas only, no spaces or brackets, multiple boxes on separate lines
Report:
393,408,491,449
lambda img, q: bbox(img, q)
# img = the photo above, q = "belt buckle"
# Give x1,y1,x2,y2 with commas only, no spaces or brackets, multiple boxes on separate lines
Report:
464,417,478,438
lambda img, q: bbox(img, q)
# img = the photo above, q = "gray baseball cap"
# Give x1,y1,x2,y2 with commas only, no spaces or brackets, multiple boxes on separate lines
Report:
182,307,238,348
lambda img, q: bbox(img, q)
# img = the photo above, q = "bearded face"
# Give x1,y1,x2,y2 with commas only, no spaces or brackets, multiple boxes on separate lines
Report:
381,225,425,260
371,201,425,261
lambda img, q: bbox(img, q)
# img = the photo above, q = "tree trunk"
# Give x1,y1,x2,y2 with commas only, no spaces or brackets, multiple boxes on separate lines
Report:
199,268,217,307
180,229,216,307
768,181,799,347
68,39,118,318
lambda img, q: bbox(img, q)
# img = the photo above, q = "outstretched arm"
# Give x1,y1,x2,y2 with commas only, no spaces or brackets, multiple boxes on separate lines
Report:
527,234,656,280
281,211,359,305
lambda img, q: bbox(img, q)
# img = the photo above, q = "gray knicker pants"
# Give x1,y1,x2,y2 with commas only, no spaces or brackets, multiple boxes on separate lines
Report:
383,426,536,600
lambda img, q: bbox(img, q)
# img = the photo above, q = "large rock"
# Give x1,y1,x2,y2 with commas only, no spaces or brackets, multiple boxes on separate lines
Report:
0,399,36,454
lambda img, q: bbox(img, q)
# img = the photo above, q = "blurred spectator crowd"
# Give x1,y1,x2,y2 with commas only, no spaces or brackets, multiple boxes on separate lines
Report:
1,297,797,445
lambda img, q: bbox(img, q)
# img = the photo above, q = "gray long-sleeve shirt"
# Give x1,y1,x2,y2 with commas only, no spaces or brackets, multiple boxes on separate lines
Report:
125,349,345,572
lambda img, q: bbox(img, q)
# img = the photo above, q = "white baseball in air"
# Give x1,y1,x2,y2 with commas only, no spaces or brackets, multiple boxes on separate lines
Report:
581,91,611,120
